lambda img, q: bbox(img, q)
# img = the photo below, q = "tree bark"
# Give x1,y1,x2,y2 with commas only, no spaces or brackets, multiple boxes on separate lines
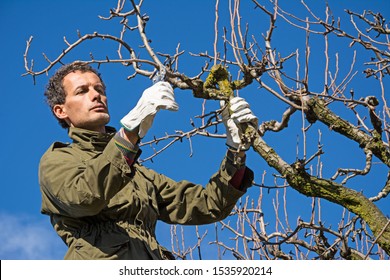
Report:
248,98,390,255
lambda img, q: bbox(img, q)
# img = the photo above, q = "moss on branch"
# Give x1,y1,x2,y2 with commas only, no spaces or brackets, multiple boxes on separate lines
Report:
251,128,390,255
306,97,390,166
189,64,254,100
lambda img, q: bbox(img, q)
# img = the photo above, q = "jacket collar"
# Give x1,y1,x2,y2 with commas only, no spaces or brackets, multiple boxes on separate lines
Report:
68,126,116,151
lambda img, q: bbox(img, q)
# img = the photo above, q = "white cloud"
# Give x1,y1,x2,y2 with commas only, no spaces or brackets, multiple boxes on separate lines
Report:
0,212,66,260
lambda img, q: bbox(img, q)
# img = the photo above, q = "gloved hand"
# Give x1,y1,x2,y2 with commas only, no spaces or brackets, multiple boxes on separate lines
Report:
121,81,179,138
221,97,258,151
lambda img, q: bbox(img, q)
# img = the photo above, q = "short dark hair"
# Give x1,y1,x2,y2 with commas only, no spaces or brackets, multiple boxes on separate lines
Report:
44,62,106,128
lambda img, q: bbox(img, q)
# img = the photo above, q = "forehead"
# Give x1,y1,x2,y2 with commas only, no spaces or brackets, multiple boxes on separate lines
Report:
63,70,102,89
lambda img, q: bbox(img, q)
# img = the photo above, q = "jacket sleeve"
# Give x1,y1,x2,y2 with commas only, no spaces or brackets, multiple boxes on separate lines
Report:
139,156,254,225
39,139,131,218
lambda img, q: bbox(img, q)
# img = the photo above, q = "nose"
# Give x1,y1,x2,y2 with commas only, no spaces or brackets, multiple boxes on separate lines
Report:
89,87,101,101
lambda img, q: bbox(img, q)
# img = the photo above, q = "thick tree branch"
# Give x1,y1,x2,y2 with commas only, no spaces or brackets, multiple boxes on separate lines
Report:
305,97,390,166
250,128,390,255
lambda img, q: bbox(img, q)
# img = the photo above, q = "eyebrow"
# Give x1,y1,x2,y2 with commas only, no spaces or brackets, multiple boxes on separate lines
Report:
72,82,104,92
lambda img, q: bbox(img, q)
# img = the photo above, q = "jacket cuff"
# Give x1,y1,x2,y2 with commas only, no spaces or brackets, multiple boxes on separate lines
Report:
220,153,254,192
113,131,141,166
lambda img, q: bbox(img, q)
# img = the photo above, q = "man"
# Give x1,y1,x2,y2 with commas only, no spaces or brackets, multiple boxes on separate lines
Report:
39,62,257,260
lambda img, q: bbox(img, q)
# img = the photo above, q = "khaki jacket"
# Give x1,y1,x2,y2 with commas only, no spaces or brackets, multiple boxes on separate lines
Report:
39,127,253,259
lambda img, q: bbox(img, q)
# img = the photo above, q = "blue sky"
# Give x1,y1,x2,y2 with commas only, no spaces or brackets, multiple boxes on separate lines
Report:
0,0,389,260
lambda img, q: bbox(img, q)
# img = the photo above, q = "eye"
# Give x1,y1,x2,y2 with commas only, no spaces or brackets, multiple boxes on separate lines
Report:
75,87,88,95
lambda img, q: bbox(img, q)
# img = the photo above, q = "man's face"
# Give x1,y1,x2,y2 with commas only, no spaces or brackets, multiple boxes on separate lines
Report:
54,70,110,132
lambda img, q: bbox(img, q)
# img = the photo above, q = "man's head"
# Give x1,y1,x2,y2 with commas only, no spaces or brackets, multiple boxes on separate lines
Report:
45,62,110,132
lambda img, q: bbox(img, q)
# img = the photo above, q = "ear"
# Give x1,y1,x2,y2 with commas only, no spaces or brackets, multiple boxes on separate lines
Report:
53,104,69,121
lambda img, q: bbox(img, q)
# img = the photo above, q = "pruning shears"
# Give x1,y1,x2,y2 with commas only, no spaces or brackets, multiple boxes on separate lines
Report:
151,67,167,84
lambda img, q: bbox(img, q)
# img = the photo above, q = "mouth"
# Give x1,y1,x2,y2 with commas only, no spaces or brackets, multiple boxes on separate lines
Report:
90,104,107,112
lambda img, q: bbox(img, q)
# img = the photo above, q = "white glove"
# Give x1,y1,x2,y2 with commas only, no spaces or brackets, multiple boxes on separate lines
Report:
221,97,258,150
121,81,179,138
